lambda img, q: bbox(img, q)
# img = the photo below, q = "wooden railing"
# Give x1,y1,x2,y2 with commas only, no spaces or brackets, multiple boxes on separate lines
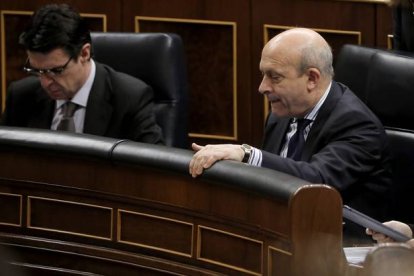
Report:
0,126,346,275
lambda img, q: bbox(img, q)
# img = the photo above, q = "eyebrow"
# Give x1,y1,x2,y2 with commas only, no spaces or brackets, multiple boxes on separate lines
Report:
23,56,72,75
27,57,71,70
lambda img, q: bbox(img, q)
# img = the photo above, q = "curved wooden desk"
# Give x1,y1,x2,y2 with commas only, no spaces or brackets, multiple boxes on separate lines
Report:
361,243,414,276
0,127,345,275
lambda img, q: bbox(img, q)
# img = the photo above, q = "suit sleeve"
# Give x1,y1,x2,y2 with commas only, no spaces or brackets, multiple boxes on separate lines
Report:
128,84,164,144
261,106,389,193
0,81,27,126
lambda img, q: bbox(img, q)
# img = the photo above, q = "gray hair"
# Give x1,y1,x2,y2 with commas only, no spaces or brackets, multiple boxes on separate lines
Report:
297,43,334,78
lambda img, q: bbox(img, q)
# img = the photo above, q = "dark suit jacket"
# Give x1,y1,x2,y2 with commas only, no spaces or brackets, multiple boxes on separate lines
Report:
0,62,163,144
262,81,392,221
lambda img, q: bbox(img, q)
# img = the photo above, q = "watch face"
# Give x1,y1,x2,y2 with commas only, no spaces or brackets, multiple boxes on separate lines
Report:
242,144,252,152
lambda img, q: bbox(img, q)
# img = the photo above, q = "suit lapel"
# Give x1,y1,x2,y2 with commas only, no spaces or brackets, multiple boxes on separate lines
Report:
28,89,55,129
262,113,290,154
83,63,113,136
302,82,343,160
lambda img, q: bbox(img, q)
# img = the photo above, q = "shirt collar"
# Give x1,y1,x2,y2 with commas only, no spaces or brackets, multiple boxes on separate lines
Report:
295,81,332,122
56,59,96,109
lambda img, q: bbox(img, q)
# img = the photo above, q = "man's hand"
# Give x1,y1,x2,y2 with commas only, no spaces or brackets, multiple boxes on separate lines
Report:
366,220,413,243
189,143,245,178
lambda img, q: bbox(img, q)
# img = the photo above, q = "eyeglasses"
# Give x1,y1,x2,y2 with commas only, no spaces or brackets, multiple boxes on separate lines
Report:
23,56,72,77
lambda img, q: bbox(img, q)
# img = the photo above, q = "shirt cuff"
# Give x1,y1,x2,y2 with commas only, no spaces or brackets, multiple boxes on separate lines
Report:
247,147,262,166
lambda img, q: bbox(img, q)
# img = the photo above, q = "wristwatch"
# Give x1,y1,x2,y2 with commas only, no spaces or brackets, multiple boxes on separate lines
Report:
241,144,252,163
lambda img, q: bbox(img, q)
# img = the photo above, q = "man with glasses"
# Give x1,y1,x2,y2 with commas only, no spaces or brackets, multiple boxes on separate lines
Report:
0,4,163,144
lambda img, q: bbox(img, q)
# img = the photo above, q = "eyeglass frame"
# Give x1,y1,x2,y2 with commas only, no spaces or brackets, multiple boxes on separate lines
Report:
23,56,73,77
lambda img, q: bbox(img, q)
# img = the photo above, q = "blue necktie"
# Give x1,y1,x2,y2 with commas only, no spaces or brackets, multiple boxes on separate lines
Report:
287,119,312,161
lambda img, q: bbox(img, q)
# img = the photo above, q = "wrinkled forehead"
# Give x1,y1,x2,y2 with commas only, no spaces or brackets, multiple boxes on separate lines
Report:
260,41,300,71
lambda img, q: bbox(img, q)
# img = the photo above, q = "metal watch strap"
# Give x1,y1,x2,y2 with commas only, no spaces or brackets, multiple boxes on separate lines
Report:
241,144,252,163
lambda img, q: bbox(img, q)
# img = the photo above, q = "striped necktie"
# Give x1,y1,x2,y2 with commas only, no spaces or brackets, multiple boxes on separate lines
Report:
286,118,312,161
56,102,78,132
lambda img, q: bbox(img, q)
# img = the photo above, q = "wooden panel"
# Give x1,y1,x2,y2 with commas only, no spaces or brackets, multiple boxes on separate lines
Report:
0,192,22,226
0,235,215,276
198,225,263,275
136,16,237,141
118,209,194,257
375,3,393,48
28,196,113,240
122,0,253,145
268,246,292,276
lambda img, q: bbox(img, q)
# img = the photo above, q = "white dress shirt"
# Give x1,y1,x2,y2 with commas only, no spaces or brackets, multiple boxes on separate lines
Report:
51,60,96,133
248,82,332,166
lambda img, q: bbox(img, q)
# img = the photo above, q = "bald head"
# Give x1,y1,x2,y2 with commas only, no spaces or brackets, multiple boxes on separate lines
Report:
259,28,334,118
264,28,334,79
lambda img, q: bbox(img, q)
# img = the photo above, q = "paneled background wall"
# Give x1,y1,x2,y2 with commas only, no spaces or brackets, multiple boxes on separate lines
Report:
0,0,392,147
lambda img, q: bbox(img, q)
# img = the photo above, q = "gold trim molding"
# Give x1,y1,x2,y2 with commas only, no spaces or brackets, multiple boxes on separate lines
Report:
268,245,292,274
387,34,393,50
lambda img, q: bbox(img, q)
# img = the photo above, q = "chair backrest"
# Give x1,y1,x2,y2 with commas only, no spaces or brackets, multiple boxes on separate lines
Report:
335,44,414,131
386,129,414,223
334,44,382,102
91,32,189,148
365,52,414,130
366,52,414,222
335,45,414,222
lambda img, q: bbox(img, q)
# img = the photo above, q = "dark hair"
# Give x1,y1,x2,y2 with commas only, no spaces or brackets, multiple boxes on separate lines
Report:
19,4,92,59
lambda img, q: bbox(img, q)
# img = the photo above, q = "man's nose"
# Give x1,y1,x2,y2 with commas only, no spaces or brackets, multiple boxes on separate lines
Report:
258,76,270,95
39,74,54,86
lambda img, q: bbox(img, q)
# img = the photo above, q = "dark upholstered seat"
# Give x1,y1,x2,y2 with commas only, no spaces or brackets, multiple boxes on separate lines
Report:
365,52,414,130
91,32,189,148
368,52,414,223
335,45,414,130
334,44,381,102
335,45,414,223
386,129,414,223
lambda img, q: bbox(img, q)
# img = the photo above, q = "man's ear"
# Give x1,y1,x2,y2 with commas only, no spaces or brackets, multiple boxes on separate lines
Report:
80,43,91,62
306,68,321,90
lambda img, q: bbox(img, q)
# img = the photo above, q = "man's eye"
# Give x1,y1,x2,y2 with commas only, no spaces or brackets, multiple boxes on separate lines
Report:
271,75,282,82
51,68,64,74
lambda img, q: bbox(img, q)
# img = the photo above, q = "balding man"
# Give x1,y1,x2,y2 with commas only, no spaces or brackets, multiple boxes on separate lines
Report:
189,28,392,243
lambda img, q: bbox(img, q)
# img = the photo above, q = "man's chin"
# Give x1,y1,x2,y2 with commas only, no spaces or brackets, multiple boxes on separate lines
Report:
270,104,288,117
47,91,68,100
